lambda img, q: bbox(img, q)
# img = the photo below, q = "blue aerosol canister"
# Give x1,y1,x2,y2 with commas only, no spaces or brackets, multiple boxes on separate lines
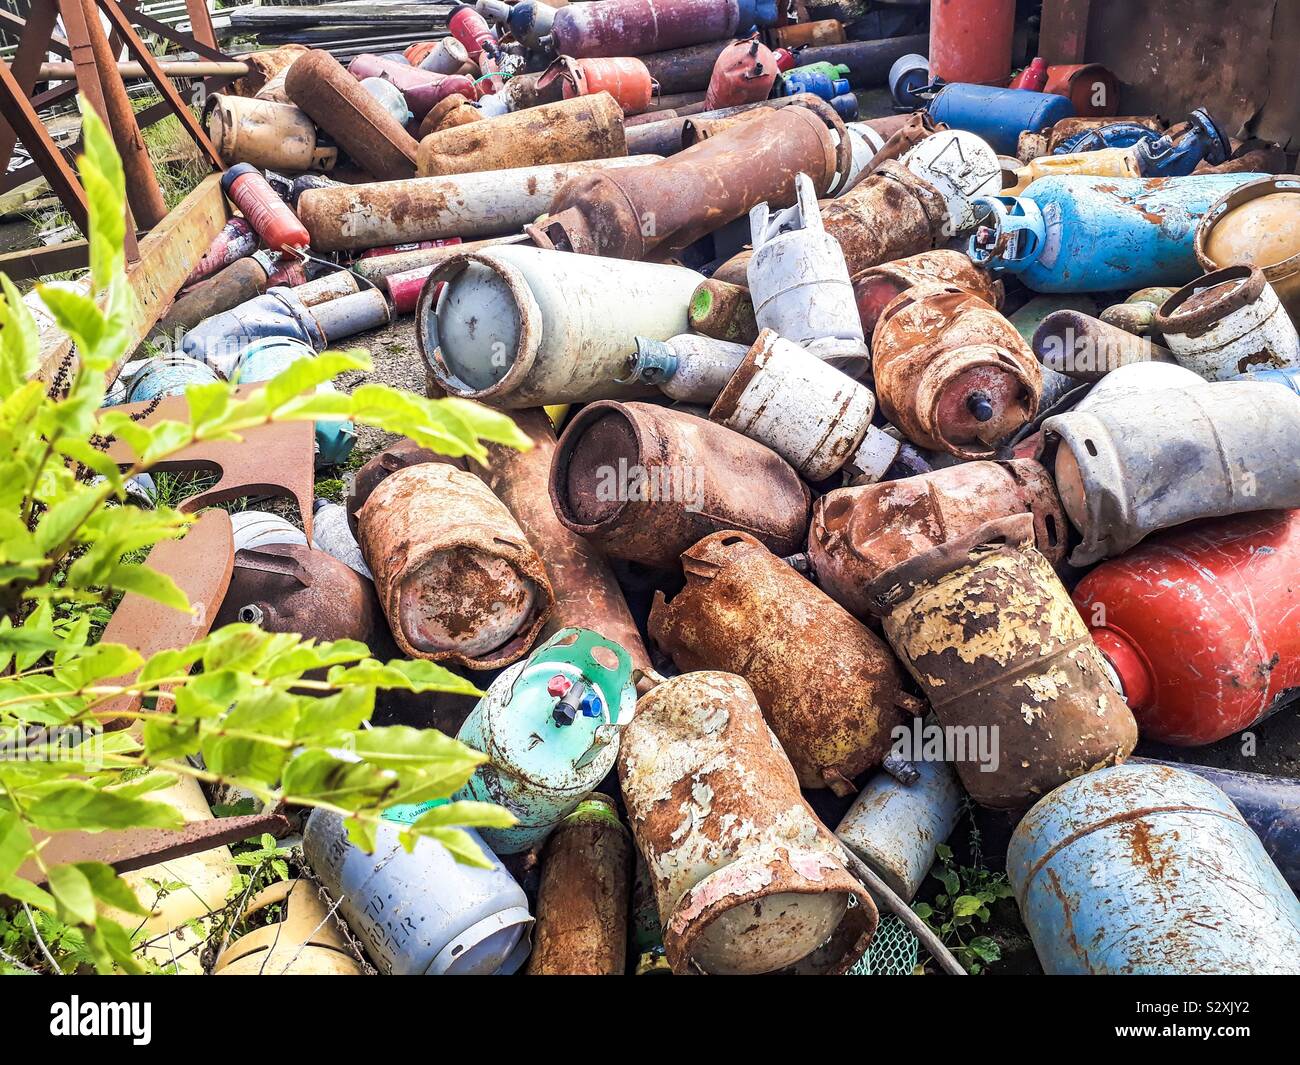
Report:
969,173,1267,293
927,83,1074,155
455,628,635,854
302,804,533,975
1008,763,1300,974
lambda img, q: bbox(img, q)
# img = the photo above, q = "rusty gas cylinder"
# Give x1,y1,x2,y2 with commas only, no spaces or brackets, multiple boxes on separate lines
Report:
549,400,810,569
543,56,657,115
771,19,846,49
705,36,777,110
285,49,418,181
472,408,650,674
527,795,632,976
852,249,1005,336
345,437,447,533
417,93,627,178
865,514,1138,809
357,462,554,670
349,53,477,120
647,531,915,793
619,671,877,975
418,93,482,138
532,103,847,260
871,282,1043,458
808,459,1067,620
688,278,758,345
821,161,951,278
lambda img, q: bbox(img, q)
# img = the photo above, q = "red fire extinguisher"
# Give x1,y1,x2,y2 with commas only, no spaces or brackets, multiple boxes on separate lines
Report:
1073,509,1300,746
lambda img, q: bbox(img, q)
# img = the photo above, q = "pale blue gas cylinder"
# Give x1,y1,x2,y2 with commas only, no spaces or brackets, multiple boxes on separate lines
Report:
231,336,357,467
927,83,1074,155
1008,763,1300,974
455,628,636,854
1236,365,1300,394
968,173,1267,292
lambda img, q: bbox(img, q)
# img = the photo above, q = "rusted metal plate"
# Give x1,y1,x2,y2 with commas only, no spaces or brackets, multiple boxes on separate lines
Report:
99,389,316,542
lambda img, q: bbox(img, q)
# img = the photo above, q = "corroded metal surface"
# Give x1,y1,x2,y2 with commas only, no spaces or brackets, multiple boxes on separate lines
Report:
549,401,810,569
346,437,449,532
528,797,632,975
550,0,738,60
532,104,844,260
871,282,1043,458
416,93,627,178
358,462,553,669
417,93,483,138
688,278,757,344
821,161,950,279
1007,764,1300,974
1032,309,1173,381
618,671,877,975
285,48,419,181
809,459,1067,620
852,248,1004,337
647,531,915,794
473,408,650,673
866,514,1137,810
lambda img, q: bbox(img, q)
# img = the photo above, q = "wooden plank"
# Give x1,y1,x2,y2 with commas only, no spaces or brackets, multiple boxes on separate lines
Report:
34,172,228,384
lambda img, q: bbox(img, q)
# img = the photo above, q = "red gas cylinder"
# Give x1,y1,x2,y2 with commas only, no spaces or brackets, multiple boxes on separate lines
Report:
185,216,258,286
221,164,310,253
552,57,656,114
356,238,460,260
389,271,441,316
773,48,797,73
705,36,777,110
448,3,497,60
929,0,1015,86
1073,509,1300,747
1009,57,1048,92
1044,63,1120,117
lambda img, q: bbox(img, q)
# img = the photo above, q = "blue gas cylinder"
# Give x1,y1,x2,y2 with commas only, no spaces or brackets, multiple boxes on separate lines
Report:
968,172,1267,292
927,83,1074,155
780,67,851,103
1235,365,1300,394
735,0,779,29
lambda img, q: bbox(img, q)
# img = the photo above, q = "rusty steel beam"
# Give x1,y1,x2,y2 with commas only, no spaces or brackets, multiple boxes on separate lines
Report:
0,3,62,173
0,9,72,57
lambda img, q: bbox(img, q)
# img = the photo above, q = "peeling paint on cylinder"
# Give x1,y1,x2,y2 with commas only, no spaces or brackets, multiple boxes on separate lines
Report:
689,278,758,345
618,671,877,974
808,458,1067,620
528,796,632,975
647,531,914,794
416,93,627,177
549,401,810,569
533,104,845,260
852,249,1004,336
346,437,447,532
871,282,1043,458
836,756,962,901
1007,764,1300,974
357,462,554,670
866,514,1137,809
821,161,951,278
709,330,895,482
472,407,650,673
1041,379,1300,565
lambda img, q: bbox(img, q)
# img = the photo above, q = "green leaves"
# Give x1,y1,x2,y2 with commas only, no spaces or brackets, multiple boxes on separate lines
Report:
19,781,185,833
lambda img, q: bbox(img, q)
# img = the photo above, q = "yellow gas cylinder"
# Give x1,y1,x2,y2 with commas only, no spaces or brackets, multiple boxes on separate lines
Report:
1196,176,1300,324
214,880,364,975
1004,145,1142,196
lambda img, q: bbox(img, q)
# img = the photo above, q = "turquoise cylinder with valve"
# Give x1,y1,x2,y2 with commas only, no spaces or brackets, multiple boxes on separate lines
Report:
455,628,635,854
968,173,1266,293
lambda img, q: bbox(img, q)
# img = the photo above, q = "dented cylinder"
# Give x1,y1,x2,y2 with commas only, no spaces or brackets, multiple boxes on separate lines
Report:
416,93,627,177
420,245,699,407
1008,764,1300,974
1042,380,1300,565
808,458,1068,620
298,156,659,252
871,282,1043,458
865,514,1138,810
710,330,898,482
357,462,554,669
821,161,951,278
647,531,913,793
549,401,810,569
853,249,1004,337
472,407,650,673
532,104,846,259
546,56,657,115
688,278,758,345
1154,264,1300,381
418,92,482,138
619,671,876,975
528,796,632,975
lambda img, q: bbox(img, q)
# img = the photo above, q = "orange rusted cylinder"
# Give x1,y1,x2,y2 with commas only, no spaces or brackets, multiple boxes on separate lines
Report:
417,93,484,139
688,278,758,344
528,796,632,976
822,162,950,278
1043,64,1120,118
472,408,651,674
871,282,1043,458
808,459,1068,620
853,249,1005,336
357,462,554,670
648,531,915,794
704,36,777,110
619,671,877,975
770,19,846,49
546,56,658,116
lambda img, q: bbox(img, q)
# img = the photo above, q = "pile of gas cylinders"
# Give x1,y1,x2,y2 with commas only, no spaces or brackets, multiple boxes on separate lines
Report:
134,0,1300,976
